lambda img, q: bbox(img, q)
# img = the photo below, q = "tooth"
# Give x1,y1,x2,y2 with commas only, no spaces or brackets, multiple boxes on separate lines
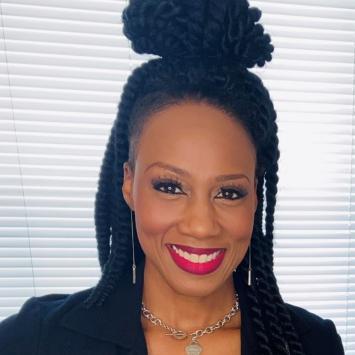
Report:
190,254,198,262
185,253,195,263
172,246,223,264
199,254,207,263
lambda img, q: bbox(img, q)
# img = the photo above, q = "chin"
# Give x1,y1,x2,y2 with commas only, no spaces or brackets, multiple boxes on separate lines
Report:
167,279,223,298
161,262,233,298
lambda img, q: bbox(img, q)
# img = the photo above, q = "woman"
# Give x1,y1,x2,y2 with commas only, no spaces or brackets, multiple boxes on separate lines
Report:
0,0,345,354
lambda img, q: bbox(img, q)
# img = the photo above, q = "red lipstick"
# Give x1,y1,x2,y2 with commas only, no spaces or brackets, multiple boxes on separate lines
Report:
167,243,226,275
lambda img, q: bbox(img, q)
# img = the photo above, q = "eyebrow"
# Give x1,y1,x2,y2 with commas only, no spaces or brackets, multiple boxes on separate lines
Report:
145,161,250,183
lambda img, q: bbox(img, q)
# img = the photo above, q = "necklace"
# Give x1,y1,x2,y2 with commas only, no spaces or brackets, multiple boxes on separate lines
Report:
141,292,239,355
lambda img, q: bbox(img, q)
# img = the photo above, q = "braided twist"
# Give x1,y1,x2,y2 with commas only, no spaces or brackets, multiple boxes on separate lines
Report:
82,1,306,354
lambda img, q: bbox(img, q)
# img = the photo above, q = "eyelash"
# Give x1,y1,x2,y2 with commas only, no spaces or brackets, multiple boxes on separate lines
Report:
151,177,248,201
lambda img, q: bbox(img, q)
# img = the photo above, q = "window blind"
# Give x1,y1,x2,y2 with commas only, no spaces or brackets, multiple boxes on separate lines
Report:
0,0,354,353
251,2,355,354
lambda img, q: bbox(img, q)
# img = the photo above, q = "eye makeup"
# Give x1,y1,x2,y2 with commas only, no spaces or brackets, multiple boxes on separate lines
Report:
151,175,248,200
151,176,184,195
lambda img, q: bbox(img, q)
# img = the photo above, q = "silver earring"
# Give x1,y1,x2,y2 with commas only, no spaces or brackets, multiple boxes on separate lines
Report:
247,245,252,287
130,209,136,285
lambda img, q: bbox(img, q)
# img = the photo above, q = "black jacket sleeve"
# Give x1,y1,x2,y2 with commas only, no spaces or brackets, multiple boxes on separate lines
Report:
0,297,42,355
286,303,345,355
322,318,345,355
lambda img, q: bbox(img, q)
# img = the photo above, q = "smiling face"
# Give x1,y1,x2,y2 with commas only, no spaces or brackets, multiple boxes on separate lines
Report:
122,100,258,297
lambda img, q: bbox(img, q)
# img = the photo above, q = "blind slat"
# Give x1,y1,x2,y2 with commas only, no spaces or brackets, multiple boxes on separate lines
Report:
1,0,354,353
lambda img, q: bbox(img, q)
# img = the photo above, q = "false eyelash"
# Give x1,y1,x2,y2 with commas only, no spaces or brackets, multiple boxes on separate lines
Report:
220,185,248,199
151,176,248,200
151,177,183,194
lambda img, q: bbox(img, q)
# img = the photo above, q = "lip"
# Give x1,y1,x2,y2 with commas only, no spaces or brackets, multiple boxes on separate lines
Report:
166,243,226,275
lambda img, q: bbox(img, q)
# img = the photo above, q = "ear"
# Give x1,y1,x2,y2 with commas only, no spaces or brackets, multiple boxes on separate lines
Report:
122,161,135,211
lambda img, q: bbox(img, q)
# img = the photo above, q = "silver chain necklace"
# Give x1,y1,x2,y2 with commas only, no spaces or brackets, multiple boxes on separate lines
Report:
141,292,239,355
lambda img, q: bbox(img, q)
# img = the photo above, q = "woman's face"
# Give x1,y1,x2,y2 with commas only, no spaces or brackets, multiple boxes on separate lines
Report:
122,101,258,297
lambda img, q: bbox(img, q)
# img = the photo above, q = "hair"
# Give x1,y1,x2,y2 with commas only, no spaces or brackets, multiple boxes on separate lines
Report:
82,1,305,354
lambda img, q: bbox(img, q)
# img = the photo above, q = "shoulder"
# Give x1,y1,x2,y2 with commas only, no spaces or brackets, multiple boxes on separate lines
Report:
284,303,345,355
0,288,93,355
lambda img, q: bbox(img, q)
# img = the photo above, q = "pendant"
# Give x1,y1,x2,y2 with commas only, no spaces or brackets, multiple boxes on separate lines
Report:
185,340,202,355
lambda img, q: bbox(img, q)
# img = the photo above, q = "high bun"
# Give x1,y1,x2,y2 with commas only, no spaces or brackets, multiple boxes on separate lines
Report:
122,0,274,68
84,1,305,354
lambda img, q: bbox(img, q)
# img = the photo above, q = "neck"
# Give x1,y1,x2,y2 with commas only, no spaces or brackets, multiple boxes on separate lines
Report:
141,259,241,332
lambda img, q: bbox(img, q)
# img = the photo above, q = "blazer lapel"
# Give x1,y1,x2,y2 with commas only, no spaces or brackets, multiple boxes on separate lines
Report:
43,257,292,355
41,260,146,355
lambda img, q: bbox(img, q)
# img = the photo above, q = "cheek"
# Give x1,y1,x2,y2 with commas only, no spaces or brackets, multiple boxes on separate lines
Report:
132,178,256,249
133,182,180,249
225,203,255,243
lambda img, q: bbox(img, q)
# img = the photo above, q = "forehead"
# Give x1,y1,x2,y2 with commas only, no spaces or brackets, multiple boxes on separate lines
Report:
135,101,256,177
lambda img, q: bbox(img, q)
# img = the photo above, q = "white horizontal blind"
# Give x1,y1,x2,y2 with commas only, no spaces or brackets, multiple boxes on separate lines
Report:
251,2,355,354
0,0,148,315
0,0,354,353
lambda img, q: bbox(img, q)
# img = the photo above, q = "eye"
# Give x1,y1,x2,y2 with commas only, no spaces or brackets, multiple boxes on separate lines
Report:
216,187,247,201
152,178,247,201
152,178,184,195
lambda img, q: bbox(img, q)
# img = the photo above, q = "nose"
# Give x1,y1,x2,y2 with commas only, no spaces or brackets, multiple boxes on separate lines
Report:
177,195,221,240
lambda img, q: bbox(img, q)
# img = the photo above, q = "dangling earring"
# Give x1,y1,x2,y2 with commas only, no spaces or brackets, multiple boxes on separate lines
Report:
130,209,136,285
247,245,252,287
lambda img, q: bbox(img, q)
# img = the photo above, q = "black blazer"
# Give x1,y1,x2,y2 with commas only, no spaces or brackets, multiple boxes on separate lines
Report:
0,260,345,355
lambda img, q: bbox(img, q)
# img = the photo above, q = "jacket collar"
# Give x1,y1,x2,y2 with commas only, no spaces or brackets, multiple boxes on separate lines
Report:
58,260,145,349
56,259,310,353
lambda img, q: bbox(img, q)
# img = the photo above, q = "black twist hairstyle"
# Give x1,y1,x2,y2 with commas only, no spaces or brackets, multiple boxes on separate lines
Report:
83,0,305,354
